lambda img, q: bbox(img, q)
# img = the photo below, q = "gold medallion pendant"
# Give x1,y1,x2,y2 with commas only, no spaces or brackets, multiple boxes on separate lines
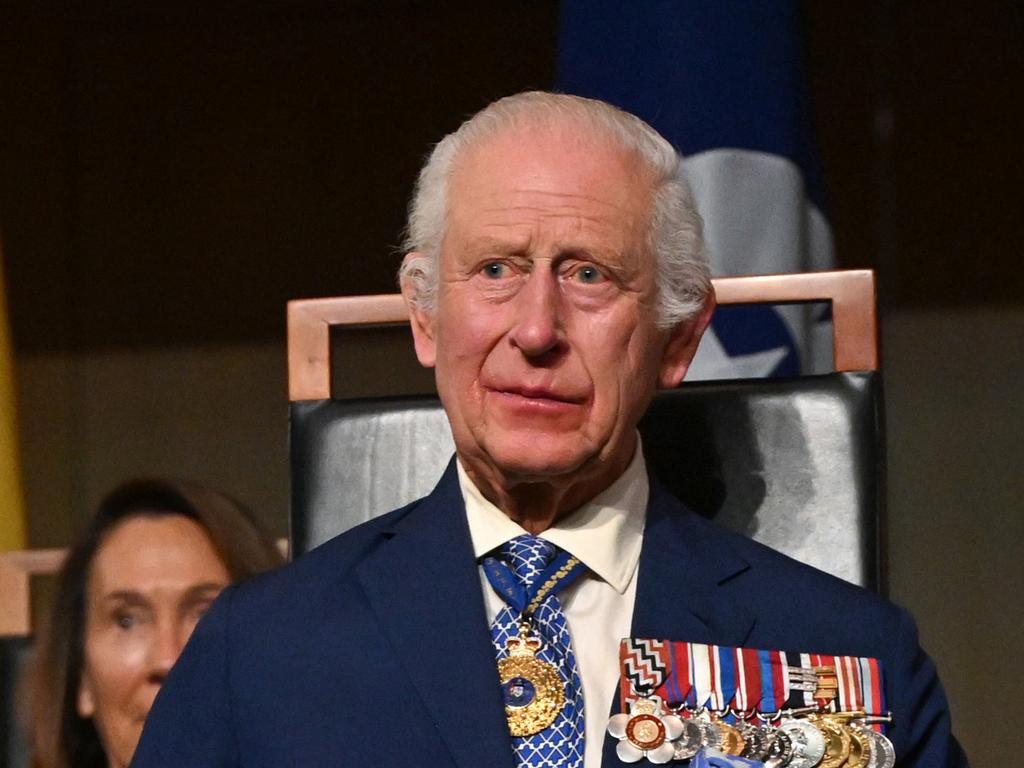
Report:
498,634,565,737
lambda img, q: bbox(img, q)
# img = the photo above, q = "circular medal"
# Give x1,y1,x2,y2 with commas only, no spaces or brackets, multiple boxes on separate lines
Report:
779,719,827,768
813,716,852,768
762,729,794,768
737,722,769,761
844,725,872,768
671,718,704,761
714,721,746,755
859,727,896,768
695,717,722,750
626,714,667,750
607,700,685,764
497,652,564,736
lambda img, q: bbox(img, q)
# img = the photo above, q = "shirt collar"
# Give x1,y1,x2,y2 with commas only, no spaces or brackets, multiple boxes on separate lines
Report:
459,438,648,594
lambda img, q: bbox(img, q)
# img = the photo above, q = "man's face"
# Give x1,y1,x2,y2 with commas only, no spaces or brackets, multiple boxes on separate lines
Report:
406,123,707,493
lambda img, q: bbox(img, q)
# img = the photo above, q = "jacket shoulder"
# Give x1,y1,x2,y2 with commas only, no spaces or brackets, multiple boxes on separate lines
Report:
226,498,422,621
653,483,905,644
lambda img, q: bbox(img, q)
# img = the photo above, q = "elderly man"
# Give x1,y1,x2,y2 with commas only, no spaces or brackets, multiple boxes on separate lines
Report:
134,93,965,767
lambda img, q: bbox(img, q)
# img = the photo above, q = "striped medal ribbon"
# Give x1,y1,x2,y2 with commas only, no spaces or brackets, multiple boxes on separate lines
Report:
617,639,888,726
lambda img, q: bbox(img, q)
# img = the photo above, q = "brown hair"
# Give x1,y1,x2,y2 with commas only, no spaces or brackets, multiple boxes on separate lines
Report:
27,478,285,768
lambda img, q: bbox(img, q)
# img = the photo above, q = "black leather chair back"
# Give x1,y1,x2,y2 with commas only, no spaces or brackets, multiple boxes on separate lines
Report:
0,636,31,768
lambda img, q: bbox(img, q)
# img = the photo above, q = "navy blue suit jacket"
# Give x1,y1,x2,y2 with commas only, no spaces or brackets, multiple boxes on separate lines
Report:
133,463,966,767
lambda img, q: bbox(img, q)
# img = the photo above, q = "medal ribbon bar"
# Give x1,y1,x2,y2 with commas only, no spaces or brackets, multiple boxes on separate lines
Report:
621,639,671,696
662,640,693,707
619,639,888,728
714,645,739,712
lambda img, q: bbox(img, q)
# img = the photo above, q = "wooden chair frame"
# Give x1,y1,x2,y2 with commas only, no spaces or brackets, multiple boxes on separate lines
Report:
287,270,878,401
0,549,65,636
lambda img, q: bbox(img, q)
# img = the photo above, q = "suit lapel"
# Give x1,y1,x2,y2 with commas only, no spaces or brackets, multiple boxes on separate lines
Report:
355,462,515,768
603,478,757,767
630,479,756,646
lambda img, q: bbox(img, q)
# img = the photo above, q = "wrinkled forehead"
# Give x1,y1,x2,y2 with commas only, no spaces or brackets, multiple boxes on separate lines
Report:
446,120,658,233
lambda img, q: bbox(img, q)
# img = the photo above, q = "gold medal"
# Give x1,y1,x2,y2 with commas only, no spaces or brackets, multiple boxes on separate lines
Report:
844,724,872,768
498,631,565,737
825,710,886,768
713,720,746,755
812,715,853,768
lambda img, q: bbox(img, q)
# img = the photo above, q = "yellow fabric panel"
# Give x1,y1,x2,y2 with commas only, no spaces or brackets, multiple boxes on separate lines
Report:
0,243,26,550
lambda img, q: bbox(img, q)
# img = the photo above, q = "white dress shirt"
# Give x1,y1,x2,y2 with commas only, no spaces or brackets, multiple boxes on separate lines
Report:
459,444,648,768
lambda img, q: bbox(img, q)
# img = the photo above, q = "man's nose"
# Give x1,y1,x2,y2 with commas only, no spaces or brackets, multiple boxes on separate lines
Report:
508,269,564,359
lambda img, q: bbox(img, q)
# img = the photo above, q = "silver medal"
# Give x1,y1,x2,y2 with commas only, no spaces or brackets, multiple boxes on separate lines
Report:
761,728,794,768
778,718,827,768
670,717,704,761
859,725,896,768
736,721,769,761
693,713,722,751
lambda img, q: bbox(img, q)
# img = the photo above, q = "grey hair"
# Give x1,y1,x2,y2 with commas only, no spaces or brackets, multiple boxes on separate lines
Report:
399,91,710,329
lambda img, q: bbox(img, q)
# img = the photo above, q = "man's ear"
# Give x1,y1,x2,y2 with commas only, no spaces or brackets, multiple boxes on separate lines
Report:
657,292,716,389
77,671,96,718
399,252,437,369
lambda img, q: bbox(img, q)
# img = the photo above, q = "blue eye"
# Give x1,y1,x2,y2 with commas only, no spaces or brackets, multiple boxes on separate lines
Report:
481,262,508,279
575,265,603,284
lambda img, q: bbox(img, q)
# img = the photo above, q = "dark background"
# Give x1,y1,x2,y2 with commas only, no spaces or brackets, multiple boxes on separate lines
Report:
3,2,1021,356
1,3,1021,764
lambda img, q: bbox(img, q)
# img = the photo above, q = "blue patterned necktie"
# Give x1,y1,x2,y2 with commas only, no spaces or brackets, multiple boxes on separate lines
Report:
489,534,585,768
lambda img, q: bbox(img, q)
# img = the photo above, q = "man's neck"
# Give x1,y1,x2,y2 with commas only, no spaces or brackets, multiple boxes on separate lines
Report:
459,451,634,534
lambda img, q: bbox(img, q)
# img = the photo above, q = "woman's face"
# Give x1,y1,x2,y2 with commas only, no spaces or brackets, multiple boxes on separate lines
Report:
77,514,231,768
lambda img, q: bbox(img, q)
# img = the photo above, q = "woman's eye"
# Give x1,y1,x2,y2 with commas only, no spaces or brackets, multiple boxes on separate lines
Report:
114,612,139,630
481,262,508,279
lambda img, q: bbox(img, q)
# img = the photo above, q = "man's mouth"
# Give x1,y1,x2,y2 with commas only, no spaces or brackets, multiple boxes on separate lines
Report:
490,385,586,406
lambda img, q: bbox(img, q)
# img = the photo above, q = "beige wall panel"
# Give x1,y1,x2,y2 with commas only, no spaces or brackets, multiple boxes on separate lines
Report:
884,306,1024,766
15,353,76,548
17,342,289,543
